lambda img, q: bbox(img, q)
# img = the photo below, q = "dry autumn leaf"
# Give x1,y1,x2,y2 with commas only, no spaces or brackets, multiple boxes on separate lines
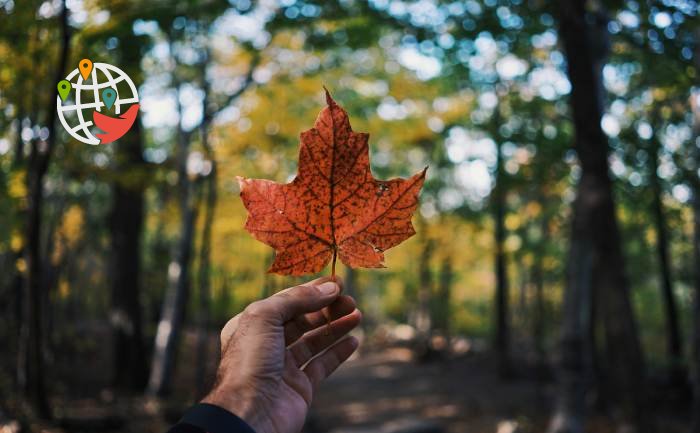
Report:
238,89,426,276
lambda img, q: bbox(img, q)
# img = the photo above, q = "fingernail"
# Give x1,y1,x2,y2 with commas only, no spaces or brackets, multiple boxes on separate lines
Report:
317,281,338,296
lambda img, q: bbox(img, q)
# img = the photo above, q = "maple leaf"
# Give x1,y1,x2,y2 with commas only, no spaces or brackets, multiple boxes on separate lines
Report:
238,89,426,276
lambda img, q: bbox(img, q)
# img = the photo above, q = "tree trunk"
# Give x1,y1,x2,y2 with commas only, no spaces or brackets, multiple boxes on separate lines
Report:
147,38,257,397
18,1,70,418
195,174,213,397
551,1,651,432
436,256,452,344
12,105,24,168
21,149,53,419
195,82,217,397
109,120,147,391
106,23,151,393
532,195,548,404
414,235,433,358
692,167,700,433
648,137,684,383
547,213,594,433
494,137,511,378
690,85,700,433
147,84,198,397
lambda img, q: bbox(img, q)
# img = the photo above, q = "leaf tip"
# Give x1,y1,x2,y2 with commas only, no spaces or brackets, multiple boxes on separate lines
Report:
323,86,335,106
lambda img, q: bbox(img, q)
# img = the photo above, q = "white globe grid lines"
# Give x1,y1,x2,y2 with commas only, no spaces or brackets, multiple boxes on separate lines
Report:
56,62,139,145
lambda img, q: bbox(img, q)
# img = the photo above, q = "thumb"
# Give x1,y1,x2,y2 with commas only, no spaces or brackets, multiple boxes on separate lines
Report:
251,280,340,325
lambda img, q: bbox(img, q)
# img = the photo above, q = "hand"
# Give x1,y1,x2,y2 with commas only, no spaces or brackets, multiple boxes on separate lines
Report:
203,277,362,433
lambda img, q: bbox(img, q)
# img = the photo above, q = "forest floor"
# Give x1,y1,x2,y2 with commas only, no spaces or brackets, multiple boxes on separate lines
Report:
308,344,552,433
1,327,692,433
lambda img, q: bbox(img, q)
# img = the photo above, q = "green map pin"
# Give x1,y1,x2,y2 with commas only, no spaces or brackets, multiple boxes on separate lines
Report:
102,87,116,110
57,80,71,101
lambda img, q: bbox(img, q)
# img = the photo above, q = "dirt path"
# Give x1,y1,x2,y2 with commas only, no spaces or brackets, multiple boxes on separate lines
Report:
308,347,553,433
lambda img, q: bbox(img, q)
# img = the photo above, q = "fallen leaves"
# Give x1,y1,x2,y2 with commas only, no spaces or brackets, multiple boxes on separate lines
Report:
238,89,426,276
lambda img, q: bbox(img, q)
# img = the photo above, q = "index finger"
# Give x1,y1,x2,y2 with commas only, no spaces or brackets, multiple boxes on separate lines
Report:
246,279,341,325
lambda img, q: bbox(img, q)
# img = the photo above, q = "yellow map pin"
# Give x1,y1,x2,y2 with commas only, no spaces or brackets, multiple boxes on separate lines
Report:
79,58,93,81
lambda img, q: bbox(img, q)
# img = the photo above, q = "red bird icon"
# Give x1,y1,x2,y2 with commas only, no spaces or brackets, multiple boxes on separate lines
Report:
92,104,140,144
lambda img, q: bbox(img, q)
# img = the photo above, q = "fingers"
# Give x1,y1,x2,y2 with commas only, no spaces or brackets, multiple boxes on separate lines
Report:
220,276,348,350
288,308,362,367
245,278,342,325
303,336,358,391
284,295,356,345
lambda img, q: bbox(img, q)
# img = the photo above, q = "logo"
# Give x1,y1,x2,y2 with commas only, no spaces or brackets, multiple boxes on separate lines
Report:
56,58,139,145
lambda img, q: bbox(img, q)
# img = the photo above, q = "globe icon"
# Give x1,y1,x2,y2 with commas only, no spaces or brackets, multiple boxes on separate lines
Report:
56,62,139,145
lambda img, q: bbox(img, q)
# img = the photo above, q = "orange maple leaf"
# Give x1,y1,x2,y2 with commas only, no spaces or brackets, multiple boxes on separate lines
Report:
238,89,426,276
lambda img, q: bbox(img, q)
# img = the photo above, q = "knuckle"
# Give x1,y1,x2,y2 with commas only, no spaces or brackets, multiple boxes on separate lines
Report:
244,300,269,318
275,290,294,302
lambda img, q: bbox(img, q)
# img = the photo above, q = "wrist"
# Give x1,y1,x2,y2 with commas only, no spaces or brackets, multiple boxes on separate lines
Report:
202,384,266,433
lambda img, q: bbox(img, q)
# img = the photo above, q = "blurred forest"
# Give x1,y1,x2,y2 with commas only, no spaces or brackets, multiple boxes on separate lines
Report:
1,0,700,432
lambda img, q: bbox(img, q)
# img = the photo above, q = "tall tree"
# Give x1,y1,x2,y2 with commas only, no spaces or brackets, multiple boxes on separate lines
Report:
435,255,453,342
105,26,151,389
109,119,148,390
693,181,700,433
147,70,199,396
18,0,71,418
413,221,434,358
148,26,259,395
691,83,700,433
647,125,683,382
550,1,651,432
195,49,218,397
693,141,700,433
532,190,550,391
493,112,510,378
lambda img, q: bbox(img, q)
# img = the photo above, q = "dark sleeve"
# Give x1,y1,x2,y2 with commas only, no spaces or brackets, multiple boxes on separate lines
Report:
167,403,257,433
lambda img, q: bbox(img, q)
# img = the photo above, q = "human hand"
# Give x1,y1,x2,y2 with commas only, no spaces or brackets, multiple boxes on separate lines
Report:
203,277,361,433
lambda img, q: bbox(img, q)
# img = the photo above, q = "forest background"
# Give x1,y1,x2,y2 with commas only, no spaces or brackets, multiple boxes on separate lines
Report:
1,0,700,432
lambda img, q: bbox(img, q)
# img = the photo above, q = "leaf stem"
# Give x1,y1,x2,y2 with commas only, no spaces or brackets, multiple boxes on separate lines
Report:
325,247,338,336
331,247,337,279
